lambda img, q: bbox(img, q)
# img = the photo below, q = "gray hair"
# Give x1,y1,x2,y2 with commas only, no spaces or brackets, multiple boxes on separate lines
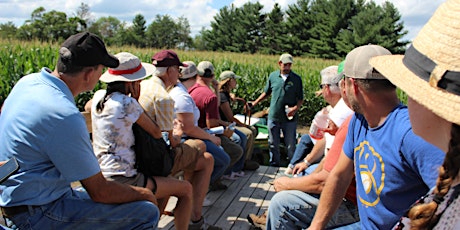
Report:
154,66,168,77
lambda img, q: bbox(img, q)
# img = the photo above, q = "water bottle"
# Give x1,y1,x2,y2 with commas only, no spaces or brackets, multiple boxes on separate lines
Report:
309,110,328,140
285,105,294,120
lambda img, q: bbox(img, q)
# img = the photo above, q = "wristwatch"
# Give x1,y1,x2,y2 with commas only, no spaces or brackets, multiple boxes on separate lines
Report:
304,159,311,167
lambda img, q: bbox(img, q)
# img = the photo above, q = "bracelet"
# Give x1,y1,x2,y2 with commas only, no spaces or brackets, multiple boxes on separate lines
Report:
304,159,311,167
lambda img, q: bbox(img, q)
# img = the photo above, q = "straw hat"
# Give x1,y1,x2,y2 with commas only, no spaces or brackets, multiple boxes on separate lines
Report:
100,52,155,83
370,0,460,125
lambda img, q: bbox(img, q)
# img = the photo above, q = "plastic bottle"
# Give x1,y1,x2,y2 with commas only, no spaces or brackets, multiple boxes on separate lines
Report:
309,110,329,140
285,105,294,120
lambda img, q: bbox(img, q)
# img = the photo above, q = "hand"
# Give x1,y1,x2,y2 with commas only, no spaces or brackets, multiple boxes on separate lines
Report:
173,119,184,137
247,101,254,108
128,82,141,100
273,176,291,192
210,135,221,146
286,106,298,117
222,127,234,138
292,161,308,175
324,120,338,135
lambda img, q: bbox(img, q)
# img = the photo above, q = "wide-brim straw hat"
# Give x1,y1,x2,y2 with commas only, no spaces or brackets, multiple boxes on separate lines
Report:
100,52,155,83
370,0,460,125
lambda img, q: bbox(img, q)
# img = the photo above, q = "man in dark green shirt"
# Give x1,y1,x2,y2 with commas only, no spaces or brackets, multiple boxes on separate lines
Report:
251,54,304,166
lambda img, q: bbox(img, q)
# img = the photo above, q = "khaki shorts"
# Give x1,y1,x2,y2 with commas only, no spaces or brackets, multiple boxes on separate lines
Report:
109,173,146,187
170,139,203,175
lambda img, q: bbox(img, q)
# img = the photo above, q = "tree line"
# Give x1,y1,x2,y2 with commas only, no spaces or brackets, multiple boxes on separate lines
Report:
0,0,408,59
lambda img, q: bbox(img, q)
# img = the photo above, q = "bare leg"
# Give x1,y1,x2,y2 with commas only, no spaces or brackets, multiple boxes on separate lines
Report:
151,177,193,230
185,151,214,221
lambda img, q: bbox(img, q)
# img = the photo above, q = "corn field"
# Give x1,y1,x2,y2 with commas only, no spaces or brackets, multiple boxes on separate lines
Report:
0,39,406,125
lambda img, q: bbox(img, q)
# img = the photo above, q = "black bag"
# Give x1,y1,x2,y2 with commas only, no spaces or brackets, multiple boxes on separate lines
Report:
132,123,174,177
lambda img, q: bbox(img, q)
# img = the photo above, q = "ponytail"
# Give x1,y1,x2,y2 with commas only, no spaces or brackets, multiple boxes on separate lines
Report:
407,123,460,229
95,81,127,113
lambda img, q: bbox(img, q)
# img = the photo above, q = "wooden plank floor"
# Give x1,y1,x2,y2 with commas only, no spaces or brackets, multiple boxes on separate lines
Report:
159,165,285,230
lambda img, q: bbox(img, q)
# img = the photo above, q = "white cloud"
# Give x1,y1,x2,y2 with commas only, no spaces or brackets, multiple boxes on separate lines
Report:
0,0,443,41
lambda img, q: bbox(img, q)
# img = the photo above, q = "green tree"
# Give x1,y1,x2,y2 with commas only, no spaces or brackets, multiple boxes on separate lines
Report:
176,16,193,49
131,14,147,47
308,0,357,59
260,3,289,54
203,5,238,51
335,0,407,55
89,16,122,45
75,2,92,30
0,22,17,40
285,0,313,56
146,15,178,48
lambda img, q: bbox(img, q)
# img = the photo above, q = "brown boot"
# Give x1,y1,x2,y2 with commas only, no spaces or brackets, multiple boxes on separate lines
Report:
247,210,267,229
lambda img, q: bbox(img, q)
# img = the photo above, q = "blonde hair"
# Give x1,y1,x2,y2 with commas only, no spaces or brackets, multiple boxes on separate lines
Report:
218,78,232,93
407,123,460,229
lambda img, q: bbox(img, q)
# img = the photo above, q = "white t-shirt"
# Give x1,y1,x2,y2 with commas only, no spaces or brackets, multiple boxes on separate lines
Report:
91,90,144,177
169,83,201,127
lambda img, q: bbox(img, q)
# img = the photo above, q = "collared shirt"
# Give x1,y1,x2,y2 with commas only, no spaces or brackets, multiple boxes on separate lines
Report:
139,76,174,131
264,70,304,122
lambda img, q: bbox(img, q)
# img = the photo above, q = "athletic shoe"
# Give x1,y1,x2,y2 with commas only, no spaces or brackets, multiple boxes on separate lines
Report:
189,217,222,230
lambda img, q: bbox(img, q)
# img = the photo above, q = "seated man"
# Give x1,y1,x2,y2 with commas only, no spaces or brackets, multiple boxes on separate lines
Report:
248,73,356,228
188,61,244,181
285,63,352,176
308,45,445,229
0,32,159,229
139,50,219,229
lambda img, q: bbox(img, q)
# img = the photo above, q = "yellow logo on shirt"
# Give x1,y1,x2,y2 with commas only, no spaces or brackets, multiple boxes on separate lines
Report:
355,140,385,207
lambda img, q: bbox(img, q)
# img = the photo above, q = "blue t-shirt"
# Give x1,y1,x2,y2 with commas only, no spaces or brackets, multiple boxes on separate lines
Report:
0,68,101,206
343,104,444,229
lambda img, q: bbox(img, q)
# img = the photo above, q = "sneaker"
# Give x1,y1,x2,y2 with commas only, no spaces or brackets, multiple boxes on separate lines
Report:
202,195,213,207
244,160,260,171
233,171,245,177
247,211,267,229
222,173,238,180
189,217,222,230
209,180,228,191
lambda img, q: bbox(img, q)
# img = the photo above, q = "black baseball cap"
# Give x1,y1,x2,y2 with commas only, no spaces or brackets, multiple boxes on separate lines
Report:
59,32,119,68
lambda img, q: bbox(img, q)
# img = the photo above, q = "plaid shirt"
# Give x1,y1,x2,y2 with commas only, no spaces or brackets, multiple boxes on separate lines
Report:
139,76,174,131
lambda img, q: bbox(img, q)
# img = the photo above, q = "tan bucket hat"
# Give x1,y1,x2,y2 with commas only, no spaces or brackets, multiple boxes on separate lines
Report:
370,0,460,125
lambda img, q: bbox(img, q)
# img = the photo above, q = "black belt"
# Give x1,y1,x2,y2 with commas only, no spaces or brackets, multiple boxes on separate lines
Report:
1,205,34,218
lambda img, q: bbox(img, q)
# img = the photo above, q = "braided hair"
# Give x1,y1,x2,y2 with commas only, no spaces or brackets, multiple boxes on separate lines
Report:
95,81,127,113
407,123,460,229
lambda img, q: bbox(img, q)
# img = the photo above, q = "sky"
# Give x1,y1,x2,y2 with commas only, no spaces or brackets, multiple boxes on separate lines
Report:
0,0,445,42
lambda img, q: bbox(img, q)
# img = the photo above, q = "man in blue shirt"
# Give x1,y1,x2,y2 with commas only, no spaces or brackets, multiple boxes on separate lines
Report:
308,45,444,230
251,54,304,166
0,32,159,229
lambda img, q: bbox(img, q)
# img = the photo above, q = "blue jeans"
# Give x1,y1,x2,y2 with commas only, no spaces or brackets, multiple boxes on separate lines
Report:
288,134,315,169
266,190,359,230
226,129,247,173
9,190,159,229
202,139,231,183
267,119,297,166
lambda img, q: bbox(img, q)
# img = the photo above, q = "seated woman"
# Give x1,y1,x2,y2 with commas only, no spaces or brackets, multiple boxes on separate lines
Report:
90,52,193,230
218,71,259,178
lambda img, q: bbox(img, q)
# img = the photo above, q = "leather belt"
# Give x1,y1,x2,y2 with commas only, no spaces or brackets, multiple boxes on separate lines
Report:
1,205,31,218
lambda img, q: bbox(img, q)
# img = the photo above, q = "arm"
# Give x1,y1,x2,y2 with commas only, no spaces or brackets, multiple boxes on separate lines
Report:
220,101,246,127
274,161,328,193
308,151,354,230
287,99,304,117
135,112,162,139
176,112,221,146
293,138,326,175
81,172,157,205
251,92,269,107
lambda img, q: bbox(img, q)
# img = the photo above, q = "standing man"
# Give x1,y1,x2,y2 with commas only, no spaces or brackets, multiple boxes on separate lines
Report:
0,32,159,229
251,53,304,166
308,45,445,229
